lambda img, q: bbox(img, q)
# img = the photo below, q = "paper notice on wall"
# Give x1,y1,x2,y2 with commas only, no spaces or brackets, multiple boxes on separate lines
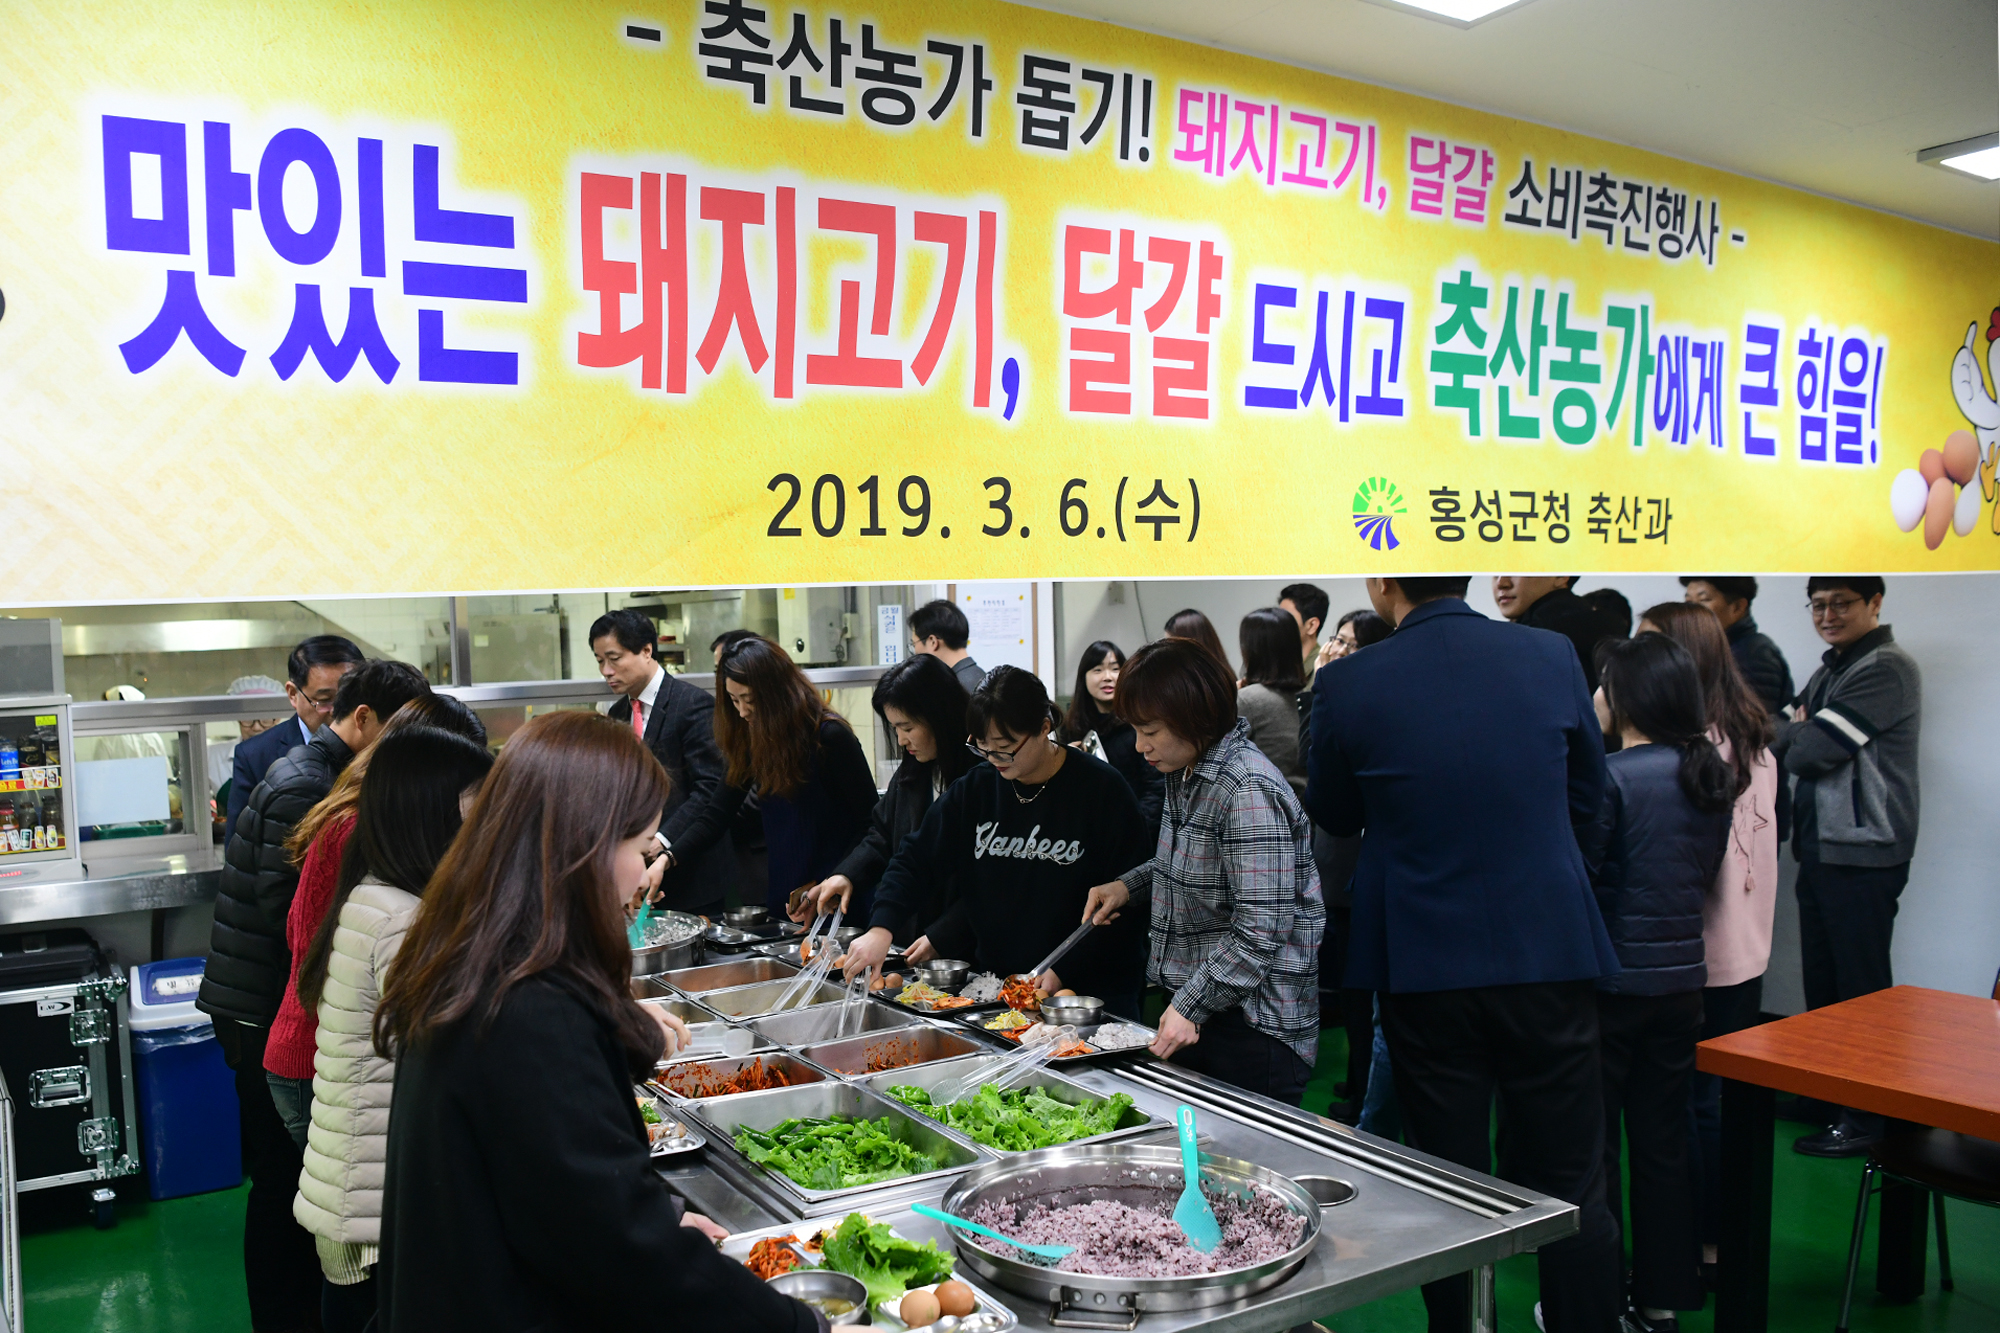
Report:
960,582,1034,675
877,604,904,666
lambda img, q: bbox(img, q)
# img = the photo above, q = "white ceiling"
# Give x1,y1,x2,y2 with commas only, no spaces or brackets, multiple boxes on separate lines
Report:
1013,0,2000,240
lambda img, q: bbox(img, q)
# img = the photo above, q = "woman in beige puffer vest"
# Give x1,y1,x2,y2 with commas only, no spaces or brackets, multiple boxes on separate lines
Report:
295,877,417,1284
284,718,495,1328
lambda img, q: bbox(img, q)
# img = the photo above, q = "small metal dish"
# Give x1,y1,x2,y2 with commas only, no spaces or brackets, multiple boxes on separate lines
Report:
767,1268,870,1323
725,906,771,929
915,959,971,990
1039,995,1105,1027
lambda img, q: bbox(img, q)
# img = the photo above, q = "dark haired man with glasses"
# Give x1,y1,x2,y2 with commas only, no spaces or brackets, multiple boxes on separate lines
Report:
1775,576,1923,1158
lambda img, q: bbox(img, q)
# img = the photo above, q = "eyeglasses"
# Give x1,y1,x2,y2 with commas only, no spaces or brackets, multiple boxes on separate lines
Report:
966,737,1032,762
1808,595,1866,619
292,688,339,711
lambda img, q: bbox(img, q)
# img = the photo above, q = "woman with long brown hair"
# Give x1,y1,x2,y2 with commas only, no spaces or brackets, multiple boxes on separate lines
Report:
1636,599,1778,1282
714,636,876,915
372,712,835,1333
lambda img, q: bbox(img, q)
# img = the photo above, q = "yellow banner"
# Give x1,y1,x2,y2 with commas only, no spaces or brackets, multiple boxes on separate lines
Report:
5,0,1999,601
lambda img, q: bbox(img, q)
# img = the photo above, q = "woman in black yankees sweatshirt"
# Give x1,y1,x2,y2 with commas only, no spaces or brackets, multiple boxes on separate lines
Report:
841,666,1153,1017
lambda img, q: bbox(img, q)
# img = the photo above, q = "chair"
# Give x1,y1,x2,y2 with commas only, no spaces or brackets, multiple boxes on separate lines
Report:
1834,968,2000,1333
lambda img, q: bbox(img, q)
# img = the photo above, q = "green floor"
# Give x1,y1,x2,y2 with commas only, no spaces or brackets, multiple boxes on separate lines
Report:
19,1028,1998,1332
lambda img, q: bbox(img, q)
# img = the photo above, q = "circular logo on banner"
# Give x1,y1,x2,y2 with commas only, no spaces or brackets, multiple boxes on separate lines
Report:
1351,477,1406,551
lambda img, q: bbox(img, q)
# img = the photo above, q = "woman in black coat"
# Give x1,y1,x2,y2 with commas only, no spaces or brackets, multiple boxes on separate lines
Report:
796,654,975,950
373,711,854,1333
1060,640,1164,836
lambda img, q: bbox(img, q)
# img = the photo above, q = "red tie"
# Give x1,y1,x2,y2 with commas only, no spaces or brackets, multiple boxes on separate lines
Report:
631,698,645,739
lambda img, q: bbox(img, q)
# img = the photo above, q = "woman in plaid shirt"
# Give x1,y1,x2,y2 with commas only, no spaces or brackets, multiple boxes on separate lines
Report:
1083,638,1326,1105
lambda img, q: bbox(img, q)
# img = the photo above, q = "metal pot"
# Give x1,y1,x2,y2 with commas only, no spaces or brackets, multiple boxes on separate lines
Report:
631,911,705,977
937,1142,1321,1314
766,1268,870,1324
1038,995,1105,1027
915,959,972,991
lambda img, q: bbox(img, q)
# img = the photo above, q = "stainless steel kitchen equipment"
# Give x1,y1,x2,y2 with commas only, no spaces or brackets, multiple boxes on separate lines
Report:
750,1001,922,1048
662,958,799,994
699,978,850,1020
796,1027,986,1079
855,1054,1162,1154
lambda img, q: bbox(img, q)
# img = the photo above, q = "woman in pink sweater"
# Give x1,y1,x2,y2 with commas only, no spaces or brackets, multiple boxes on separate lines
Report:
1639,602,1779,1276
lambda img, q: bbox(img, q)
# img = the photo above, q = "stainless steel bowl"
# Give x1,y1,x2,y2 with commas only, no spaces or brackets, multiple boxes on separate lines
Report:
630,911,705,977
766,1268,871,1323
938,1142,1321,1313
915,959,972,991
724,906,771,929
800,926,864,961
1038,995,1105,1027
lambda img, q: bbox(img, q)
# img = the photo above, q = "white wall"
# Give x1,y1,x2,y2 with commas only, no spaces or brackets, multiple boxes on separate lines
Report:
1056,573,2000,1006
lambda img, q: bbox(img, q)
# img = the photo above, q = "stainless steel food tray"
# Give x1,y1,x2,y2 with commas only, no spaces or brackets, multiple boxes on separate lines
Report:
796,1025,987,1078
750,998,923,1047
953,1012,1158,1067
641,995,771,1057
651,1052,829,1104
938,1142,1321,1316
700,977,851,1020
853,1053,1165,1155
635,1085,707,1161
689,1079,992,1208
662,957,800,994
719,1215,1019,1331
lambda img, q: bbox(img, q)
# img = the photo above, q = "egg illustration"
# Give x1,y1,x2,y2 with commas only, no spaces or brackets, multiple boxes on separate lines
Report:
1943,430,1980,485
1890,469,1930,532
1923,477,1955,550
1919,449,1948,486
1955,474,1983,536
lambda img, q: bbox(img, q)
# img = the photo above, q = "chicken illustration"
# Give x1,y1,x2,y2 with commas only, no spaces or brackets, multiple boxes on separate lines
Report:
1949,313,2000,528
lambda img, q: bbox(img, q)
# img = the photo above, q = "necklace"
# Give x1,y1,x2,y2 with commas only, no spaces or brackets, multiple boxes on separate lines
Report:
1008,740,1061,804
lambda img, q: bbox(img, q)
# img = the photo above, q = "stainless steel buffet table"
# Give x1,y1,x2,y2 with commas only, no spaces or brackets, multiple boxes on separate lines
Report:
651,1009,1575,1333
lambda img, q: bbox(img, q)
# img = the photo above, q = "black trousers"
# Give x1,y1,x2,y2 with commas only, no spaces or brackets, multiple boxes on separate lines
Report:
217,1019,323,1332
1690,974,1763,1246
1168,1008,1313,1106
1382,981,1621,1333
1796,860,1908,1012
1597,990,1704,1312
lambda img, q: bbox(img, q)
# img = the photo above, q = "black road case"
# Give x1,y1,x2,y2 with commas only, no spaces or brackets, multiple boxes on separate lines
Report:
0,930,139,1202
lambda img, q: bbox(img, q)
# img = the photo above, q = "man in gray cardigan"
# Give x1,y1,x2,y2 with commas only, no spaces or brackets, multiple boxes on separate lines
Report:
1774,575,1922,1157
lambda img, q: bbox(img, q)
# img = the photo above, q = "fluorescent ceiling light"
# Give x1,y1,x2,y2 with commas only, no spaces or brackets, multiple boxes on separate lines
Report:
1918,133,2000,181
1360,0,1540,27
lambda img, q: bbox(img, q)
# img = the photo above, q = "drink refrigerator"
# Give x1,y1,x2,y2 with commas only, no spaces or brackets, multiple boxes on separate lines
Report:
0,696,81,886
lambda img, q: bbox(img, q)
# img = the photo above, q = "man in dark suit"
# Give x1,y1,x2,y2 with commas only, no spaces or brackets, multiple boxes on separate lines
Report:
223,634,363,843
1306,576,1622,1333
591,609,737,916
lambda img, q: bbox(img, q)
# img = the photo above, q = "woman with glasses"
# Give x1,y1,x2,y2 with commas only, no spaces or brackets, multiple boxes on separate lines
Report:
840,666,1152,1016
1060,640,1164,836
792,654,974,952
713,637,878,916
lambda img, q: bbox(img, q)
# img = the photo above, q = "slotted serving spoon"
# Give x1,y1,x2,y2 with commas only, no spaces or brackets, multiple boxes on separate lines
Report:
1173,1104,1223,1253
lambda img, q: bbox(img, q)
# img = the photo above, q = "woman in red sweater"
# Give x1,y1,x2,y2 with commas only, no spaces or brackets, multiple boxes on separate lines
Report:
263,697,489,1141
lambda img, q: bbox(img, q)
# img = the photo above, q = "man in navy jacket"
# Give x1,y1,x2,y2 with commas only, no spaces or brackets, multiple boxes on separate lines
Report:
1306,576,1622,1333
222,635,363,844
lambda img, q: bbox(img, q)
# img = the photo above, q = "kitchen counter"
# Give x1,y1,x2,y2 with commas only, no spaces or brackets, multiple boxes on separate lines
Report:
0,863,220,927
654,1021,1576,1332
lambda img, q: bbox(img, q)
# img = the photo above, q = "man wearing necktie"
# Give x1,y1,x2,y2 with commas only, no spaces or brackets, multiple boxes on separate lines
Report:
591,609,737,917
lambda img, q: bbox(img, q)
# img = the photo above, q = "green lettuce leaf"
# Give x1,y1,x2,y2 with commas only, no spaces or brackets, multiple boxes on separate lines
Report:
819,1212,955,1306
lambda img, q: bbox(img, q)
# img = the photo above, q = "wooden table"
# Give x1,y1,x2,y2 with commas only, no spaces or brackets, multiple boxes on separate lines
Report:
1696,985,2000,1332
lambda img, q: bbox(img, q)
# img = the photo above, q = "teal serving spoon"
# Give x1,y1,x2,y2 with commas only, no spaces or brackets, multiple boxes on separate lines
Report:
1173,1104,1223,1253
627,898,655,949
910,1203,1075,1262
